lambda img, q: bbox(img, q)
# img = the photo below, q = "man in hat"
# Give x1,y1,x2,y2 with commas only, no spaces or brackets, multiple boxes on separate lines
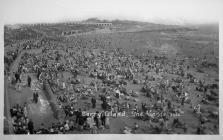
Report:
33,90,39,103
94,111,99,128
15,72,21,83
27,75,32,88
28,119,34,134
91,97,96,108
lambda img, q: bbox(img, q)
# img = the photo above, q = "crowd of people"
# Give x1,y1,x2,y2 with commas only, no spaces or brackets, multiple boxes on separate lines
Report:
10,103,111,134
5,27,219,134
10,103,34,134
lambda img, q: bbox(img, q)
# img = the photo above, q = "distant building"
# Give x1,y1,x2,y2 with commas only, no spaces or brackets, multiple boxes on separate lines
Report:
27,22,112,27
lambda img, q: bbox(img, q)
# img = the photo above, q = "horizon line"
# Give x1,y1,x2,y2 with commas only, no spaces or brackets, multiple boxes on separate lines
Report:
4,17,219,26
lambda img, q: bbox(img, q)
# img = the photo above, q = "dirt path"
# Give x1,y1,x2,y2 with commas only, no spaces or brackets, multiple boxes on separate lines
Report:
6,47,57,130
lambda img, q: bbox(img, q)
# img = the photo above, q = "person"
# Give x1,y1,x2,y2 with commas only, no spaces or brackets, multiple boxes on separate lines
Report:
11,73,16,85
64,120,70,131
113,104,119,117
181,96,185,106
183,123,188,133
40,123,48,134
76,108,82,124
37,70,41,80
105,116,110,129
167,100,172,109
69,120,75,131
194,104,201,114
36,92,39,103
94,111,99,128
197,123,205,134
172,118,181,128
33,90,39,103
15,72,21,83
100,112,106,126
98,118,103,129
49,127,55,134
133,104,138,113
16,82,22,92
141,103,147,112
28,119,34,134
27,75,32,87
123,126,131,134
23,103,28,118
86,116,93,129
33,92,36,103
91,97,96,108
134,123,139,130
64,107,69,118
92,124,98,134
132,123,139,133
78,116,84,131
62,81,66,89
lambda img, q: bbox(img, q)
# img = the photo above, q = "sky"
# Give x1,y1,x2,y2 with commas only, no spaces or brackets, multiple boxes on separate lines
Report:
0,0,222,25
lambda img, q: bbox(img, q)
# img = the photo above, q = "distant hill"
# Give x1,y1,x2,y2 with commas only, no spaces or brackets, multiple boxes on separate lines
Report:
84,18,110,23
83,17,186,32
189,24,219,35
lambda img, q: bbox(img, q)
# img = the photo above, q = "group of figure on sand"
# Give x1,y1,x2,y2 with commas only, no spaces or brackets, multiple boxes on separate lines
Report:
11,70,39,103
